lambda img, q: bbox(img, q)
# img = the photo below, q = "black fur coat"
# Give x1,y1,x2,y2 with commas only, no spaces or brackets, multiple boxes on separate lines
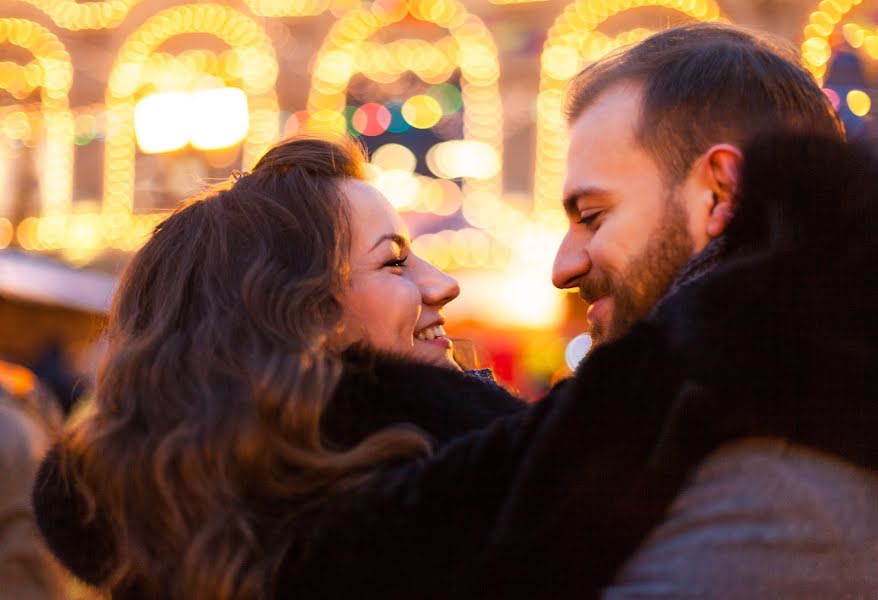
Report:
33,134,878,599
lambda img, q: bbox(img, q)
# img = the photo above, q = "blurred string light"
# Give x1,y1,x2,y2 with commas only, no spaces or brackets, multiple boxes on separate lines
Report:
19,0,333,30
134,88,250,153
533,0,722,223
12,5,280,256
823,87,841,110
847,88,871,115
413,227,511,271
838,22,878,60
244,0,330,17
802,0,865,82
0,102,103,147
367,143,466,214
401,94,443,128
305,0,510,231
0,60,43,99
0,218,13,249
426,140,501,179
0,19,74,216
103,3,279,221
16,0,138,30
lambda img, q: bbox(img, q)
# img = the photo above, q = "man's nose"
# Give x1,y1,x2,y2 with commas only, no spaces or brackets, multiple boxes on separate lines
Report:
415,257,460,307
552,233,591,289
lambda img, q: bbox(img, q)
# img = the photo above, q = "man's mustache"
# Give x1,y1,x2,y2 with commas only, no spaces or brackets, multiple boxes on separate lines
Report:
577,274,614,305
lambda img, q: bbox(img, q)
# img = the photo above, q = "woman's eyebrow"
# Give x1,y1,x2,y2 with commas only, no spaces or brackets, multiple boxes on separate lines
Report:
369,233,409,252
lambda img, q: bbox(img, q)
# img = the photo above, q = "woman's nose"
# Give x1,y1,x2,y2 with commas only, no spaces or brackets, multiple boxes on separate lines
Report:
414,256,460,307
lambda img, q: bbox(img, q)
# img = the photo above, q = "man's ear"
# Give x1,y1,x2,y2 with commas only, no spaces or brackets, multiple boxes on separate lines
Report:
697,144,742,238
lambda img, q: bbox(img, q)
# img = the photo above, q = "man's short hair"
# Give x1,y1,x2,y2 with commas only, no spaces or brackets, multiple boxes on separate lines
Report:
566,23,845,183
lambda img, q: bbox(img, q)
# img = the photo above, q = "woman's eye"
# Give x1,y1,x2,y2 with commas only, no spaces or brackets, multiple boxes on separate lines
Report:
383,256,408,269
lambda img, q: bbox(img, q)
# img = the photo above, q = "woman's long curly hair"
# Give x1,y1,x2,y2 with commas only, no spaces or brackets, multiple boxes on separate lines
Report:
59,137,432,599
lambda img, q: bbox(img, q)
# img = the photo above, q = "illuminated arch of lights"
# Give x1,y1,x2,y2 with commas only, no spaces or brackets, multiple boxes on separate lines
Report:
15,0,329,31
802,0,870,83
102,3,279,222
14,0,138,30
533,0,723,221
306,0,519,244
0,19,73,217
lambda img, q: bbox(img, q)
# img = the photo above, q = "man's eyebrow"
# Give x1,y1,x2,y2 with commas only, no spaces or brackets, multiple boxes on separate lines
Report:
562,186,611,218
369,233,409,252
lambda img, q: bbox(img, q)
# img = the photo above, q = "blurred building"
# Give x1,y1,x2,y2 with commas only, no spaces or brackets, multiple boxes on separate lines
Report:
0,0,872,394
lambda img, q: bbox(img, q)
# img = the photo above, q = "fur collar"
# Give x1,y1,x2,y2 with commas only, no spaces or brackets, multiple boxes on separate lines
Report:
323,348,524,449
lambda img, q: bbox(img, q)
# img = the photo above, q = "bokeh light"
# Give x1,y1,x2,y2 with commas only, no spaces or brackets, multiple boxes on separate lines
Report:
847,89,871,116
426,140,501,180
371,143,417,172
0,218,13,249
823,87,841,111
352,103,391,136
427,83,464,115
134,92,192,154
402,95,443,129
190,88,249,150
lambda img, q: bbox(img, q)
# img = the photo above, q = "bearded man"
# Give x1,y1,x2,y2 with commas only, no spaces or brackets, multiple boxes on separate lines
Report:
552,23,842,346
474,24,878,599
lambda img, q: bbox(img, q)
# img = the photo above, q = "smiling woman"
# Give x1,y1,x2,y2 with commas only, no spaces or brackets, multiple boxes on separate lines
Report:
338,180,460,369
30,135,525,600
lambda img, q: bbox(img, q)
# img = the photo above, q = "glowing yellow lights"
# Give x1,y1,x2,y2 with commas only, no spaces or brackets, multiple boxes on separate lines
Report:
371,169,421,210
306,0,505,236
401,95,443,129
847,89,871,116
0,61,43,99
134,92,191,153
243,0,330,17
371,143,417,172
17,0,138,30
533,0,722,219
190,88,250,150
104,4,280,215
134,88,250,153
413,228,510,272
0,19,74,216
802,0,865,82
542,46,581,81
0,218,13,249
19,0,327,30
837,23,878,62
426,140,501,180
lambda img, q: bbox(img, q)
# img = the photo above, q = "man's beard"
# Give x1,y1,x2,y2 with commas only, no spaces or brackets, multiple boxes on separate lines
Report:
581,193,695,346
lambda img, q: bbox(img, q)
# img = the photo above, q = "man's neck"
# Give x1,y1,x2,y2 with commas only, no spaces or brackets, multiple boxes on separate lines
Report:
651,236,727,316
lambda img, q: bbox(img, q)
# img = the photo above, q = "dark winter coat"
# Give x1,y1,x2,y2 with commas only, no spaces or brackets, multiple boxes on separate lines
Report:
33,133,878,599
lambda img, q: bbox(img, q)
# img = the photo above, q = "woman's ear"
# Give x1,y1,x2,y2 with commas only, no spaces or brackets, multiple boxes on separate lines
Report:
701,144,743,238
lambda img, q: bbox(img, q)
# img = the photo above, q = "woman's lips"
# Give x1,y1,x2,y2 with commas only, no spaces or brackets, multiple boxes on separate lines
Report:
416,336,453,350
414,323,453,351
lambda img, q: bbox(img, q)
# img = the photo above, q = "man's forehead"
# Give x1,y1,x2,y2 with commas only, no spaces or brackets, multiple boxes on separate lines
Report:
563,83,644,196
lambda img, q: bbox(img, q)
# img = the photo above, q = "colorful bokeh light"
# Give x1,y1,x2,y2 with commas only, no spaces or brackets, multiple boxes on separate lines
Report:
402,95,443,129
847,89,871,116
352,102,391,136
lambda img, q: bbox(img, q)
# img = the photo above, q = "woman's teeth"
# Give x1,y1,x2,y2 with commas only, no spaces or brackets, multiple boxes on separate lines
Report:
415,325,446,341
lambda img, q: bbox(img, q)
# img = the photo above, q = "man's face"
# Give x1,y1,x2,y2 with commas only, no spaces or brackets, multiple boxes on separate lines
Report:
553,83,704,346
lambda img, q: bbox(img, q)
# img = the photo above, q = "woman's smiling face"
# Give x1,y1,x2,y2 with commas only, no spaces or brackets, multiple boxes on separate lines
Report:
338,180,460,368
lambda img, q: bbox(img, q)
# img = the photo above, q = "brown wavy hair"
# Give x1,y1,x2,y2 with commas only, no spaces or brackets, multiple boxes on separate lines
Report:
59,136,432,599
